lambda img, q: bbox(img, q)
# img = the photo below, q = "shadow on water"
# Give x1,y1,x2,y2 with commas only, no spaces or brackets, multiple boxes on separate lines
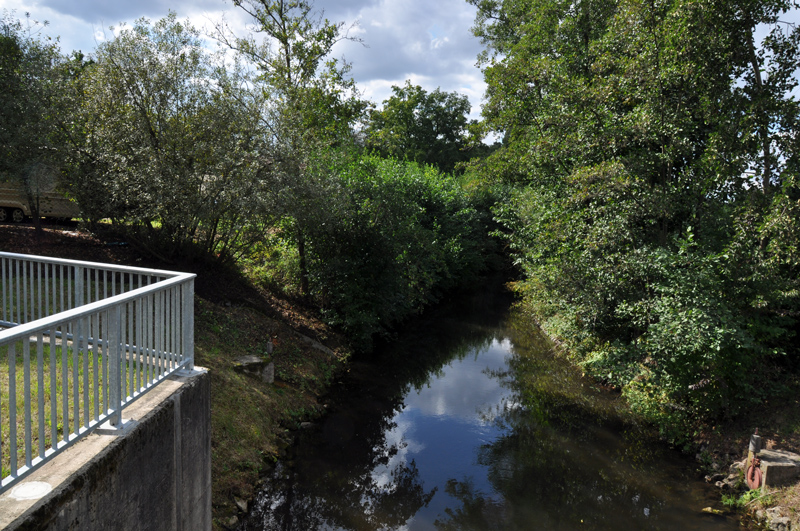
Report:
240,280,740,530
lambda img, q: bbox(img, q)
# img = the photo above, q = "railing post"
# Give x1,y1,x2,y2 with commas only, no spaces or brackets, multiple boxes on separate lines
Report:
75,266,84,309
182,280,194,370
109,305,122,427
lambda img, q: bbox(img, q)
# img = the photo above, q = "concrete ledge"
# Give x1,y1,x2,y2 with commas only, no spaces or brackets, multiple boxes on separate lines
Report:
760,449,800,488
0,368,211,531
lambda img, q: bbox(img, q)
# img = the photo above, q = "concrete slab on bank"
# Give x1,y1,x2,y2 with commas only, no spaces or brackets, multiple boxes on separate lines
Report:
760,449,800,488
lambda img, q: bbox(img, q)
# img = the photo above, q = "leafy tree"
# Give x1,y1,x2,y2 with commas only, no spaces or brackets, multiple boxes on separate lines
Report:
70,13,272,262
365,81,477,173
0,13,71,231
470,0,800,438
257,154,496,349
218,0,368,295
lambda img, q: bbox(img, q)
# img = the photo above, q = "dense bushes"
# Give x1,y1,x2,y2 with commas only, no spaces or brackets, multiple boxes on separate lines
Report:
257,155,497,349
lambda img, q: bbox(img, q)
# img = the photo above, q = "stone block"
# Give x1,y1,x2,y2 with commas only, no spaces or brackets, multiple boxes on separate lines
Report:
760,449,800,488
234,355,274,384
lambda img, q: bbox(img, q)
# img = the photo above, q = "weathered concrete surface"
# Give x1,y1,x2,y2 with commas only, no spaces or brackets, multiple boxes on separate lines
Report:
760,449,800,488
0,368,211,531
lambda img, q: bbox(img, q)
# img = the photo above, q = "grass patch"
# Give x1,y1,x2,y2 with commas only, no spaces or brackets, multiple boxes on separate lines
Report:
1,338,141,479
192,297,348,529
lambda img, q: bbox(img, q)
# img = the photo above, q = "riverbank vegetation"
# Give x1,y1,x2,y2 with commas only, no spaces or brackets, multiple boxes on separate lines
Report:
2,0,800,523
467,0,800,445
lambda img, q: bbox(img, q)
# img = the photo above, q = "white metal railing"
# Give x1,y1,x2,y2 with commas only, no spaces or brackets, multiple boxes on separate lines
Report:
0,252,195,493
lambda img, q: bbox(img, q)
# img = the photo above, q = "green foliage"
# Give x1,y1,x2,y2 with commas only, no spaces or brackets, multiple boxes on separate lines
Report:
0,13,72,225
473,0,800,441
255,155,498,350
722,488,771,509
67,13,272,261
219,0,368,294
365,81,478,173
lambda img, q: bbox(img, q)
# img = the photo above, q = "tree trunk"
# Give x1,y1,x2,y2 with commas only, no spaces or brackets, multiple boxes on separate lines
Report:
747,25,772,194
297,228,309,298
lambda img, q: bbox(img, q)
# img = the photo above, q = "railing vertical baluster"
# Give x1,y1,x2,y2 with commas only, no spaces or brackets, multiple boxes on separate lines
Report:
29,262,34,322
75,266,84,310
109,306,121,426
29,262,34,323
82,316,89,428
153,292,161,379
36,262,41,321
66,263,72,313
44,262,50,321
59,265,64,316
183,281,194,370
173,287,179,370
174,287,179,369
37,332,45,459
102,312,108,413
61,322,69,442
160,289,165,377
145,295,151,385
128,301,134,398
4,257,8,322
93,313,99,422
15,259,21,325
9,343,18,475
23,339,31,468
166,289,172,371
50,326,58,450
165,289,170,371
136,297,142,392
21,261,26,323
1,257,6,323
22,261,28,324
72,318,79,435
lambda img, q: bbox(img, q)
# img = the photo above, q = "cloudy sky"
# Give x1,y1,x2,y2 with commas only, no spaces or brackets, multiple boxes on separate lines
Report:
0,0,488,119
3,0,798,120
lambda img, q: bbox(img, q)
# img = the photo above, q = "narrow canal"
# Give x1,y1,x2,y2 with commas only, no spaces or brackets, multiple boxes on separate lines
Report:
241,285,739,530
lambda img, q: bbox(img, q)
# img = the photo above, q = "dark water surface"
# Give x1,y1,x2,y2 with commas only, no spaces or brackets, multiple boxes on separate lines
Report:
241,287,739,530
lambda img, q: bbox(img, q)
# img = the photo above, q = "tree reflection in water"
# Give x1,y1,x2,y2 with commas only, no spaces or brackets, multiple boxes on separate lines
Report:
245,457,435,530
240,308,493,530
241,289,736,531
434,309,735,531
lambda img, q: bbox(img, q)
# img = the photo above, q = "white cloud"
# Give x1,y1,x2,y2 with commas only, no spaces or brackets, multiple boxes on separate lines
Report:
404,340,511,422
1,0,488,115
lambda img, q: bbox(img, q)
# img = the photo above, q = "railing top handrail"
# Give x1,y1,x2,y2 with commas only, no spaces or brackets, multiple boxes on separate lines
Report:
0,271,195,345
0,251,187,279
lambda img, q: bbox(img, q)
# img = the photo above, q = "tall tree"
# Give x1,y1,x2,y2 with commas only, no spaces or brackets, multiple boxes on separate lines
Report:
364,81,475,173
0,13,69,231
71,13,271,262
217,0,367,295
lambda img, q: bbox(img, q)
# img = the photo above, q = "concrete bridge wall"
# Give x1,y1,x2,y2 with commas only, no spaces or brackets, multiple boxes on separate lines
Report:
0,369,211,531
